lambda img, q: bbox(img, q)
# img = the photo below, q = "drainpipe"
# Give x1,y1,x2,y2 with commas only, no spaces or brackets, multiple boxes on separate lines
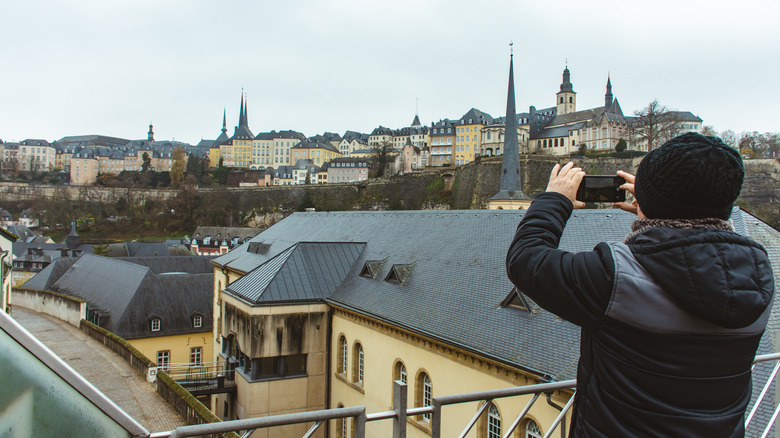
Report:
1,250,8,314
546,392,567,438
325,307,334,437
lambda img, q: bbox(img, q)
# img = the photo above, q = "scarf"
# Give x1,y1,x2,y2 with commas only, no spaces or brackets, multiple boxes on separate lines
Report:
624,217,734,243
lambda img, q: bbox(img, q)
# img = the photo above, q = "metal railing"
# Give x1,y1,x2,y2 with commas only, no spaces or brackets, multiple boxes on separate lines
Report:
152,352,780,438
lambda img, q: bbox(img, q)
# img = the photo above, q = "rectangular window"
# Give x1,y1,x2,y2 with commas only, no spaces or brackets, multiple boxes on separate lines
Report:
190,347,202,366
157,351,170,372
193,315,202,328
151,319,160,331
250,354,307,380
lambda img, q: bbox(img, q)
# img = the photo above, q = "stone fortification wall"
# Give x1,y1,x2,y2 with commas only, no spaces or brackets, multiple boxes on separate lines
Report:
12,288,86,327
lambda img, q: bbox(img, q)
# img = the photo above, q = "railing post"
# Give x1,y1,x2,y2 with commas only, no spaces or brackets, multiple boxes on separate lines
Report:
431,399,442,438
393,380,407,438
355,408,367,438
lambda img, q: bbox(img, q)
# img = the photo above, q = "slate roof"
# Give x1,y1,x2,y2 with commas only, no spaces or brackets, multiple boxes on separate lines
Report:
226,242,366,304
535,122,585,139
20,257,77,291
212,208,780,389
458,108,494,125
37,254,212,339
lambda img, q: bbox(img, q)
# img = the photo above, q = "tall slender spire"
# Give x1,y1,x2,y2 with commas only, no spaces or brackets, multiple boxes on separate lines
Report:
500,50,520,193
244,93,249,128
605,74,614,108
238,90,246,128
222,108,227,134
489,45,531,208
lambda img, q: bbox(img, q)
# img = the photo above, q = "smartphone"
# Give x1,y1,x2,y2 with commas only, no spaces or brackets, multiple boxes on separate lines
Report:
576,175,626,203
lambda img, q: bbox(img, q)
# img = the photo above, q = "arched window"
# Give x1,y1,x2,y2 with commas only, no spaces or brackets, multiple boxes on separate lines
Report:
554,138,558,147
524,420,542,438
416,372,433,421
394,361,407,384
559,97,563,104
487,404,501,438
353,343,364,384
336,404,347,438
338,335,347,374
569,97,573,103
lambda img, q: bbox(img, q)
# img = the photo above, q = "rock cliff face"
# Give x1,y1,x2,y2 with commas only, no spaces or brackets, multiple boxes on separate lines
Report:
0,158,776,229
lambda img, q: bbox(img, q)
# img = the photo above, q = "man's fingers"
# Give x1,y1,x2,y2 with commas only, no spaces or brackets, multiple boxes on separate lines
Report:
617,170,635,184
613,200,638,215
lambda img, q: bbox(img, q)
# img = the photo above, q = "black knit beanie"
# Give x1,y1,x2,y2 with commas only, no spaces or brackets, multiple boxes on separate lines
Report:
635,132,744,220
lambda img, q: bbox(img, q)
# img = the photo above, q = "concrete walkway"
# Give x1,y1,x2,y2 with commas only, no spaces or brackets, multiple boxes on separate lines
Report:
12,306,187,434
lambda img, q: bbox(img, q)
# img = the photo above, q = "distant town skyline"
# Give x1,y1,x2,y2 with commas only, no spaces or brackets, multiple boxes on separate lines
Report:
1,0,777,144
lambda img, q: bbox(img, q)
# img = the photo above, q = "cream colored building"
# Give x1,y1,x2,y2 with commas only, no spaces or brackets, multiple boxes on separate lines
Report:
209,211,598,437
70,153,100,185
18,140,56,172
428,119,455,166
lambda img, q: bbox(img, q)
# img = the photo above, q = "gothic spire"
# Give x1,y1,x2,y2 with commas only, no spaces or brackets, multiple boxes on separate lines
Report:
238,90,246,128
222,108,227,134
605,74,614,108
244,93,249,128
490,47,530,204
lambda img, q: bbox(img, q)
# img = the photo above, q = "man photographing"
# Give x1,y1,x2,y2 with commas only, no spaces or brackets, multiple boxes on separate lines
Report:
506,132,774,436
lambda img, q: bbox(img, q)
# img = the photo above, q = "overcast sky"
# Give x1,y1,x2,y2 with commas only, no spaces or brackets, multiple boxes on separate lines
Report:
1,0,777,145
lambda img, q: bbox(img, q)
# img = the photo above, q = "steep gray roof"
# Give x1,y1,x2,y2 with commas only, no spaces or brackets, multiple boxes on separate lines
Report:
42,254,212,339
226,242,365,304
213,208,780,386
535,123,584,139
21,257,78,291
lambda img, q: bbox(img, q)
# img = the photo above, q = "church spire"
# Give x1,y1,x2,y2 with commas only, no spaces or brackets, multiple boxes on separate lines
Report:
605,74,614,108
222,108,227,135
238,90,246,128
244,93,249,128
488,45,531,209
148,123,154,142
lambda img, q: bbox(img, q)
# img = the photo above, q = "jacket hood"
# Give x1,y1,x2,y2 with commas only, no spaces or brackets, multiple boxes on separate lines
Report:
629,227,774,329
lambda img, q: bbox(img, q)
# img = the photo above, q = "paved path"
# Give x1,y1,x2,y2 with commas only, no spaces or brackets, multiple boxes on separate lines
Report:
12,306,187,434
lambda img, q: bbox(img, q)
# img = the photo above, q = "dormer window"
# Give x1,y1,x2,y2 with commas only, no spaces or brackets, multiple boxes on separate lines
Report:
151,318,161,331
501,287,531,312
193,315,202,328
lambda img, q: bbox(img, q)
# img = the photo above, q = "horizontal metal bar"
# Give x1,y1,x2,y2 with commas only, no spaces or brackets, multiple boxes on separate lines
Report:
366,410,397,421
406,406,433,416
754,352,780,363
168,406,365,438
433,379,576,407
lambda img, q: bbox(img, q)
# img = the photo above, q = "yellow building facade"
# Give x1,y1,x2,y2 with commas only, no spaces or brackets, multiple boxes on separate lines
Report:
330,308,569,437
455,109,493,165
128,331,213,370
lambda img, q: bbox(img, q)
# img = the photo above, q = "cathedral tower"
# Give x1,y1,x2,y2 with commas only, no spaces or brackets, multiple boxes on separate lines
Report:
556,65,576,115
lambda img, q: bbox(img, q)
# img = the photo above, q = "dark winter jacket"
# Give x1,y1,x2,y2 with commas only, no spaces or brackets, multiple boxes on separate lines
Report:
506,193,774,437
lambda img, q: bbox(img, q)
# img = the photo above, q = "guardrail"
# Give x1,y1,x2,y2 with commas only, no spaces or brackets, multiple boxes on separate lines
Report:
152,352,780,438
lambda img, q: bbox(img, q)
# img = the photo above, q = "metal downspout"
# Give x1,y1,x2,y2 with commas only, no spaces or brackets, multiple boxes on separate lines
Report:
546,393,566,438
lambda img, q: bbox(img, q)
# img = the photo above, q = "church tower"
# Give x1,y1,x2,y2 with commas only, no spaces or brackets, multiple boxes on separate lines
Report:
556,65,576,115
147,124,154,142
605,75,614,108
488,46,532,210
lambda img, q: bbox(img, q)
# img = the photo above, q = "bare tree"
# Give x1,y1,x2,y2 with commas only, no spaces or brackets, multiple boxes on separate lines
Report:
169,147,186,187
630,99,685,151
371,140,395,178
720,129,738,148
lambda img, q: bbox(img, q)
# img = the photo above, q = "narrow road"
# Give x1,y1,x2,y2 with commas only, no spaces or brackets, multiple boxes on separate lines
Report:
12,306,187,433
